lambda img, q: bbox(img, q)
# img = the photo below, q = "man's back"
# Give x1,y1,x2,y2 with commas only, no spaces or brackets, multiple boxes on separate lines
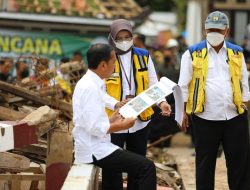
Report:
72,70,118,164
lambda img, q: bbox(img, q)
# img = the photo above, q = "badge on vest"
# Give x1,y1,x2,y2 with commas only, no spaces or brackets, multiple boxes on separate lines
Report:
125,95,135,99
196,51,202,58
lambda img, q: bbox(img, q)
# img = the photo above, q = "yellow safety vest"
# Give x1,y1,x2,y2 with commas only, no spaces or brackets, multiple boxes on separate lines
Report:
55,75,72,95
105,47,154,121
186,40,245,114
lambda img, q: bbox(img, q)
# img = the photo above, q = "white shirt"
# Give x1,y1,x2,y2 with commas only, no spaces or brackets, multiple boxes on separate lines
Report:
104,50,159,133
178,41,250,120
72,70,119,163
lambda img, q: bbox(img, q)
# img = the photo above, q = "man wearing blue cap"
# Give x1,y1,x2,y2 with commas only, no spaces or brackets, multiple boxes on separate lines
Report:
178,11,250,190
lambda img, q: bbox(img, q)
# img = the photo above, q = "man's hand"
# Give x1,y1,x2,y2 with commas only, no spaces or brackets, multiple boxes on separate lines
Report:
109,109,122,123
114,99,129,109
159,101,172,116
108,111,136,133
120,117,137,130
181,113,189,132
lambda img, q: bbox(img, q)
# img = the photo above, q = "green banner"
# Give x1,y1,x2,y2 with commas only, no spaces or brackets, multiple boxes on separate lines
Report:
0,29,107,61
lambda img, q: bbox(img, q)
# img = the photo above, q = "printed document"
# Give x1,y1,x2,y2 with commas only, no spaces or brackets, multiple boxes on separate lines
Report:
119,77,184,126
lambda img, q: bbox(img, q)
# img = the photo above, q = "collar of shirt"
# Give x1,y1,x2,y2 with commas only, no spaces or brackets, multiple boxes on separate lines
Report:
206,40,227,53
86,69,105,90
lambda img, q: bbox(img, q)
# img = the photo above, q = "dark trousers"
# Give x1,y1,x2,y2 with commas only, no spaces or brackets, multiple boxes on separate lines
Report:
95,149,156,190
102,125,150,190
191,112,250,190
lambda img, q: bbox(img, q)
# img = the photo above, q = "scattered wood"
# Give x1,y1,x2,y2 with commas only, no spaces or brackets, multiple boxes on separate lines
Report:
11,144,47,164
18,105,37,114
0,152,30,173
0,162,45,190
147,135,173,149
0,106,27,121
0,81,72,113
147,148,184,189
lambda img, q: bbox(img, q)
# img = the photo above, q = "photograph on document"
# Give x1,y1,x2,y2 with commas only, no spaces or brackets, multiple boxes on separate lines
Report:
145,85,165,102
128,97,149,113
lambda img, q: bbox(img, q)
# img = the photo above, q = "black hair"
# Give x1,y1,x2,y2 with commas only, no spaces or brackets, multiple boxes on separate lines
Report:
87,43,114,69
134,33,146,44
73,51,82,57
60,57,70,63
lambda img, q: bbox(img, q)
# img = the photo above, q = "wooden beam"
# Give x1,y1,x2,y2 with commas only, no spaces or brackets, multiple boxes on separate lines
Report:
0,152,30,172
0,106,27,121
0,81,72,113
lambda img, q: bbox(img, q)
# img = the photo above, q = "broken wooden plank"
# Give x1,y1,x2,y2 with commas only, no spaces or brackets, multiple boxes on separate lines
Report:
0,106,27,121
147,135,173,149
0,81,72,113
0,152,30,172
13,144,47,164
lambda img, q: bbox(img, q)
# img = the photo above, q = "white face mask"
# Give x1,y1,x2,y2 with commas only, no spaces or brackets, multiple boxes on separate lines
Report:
114,39,133,51
206,32,225,47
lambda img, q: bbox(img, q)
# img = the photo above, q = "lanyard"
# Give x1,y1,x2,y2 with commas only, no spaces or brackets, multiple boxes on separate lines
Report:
117,52,133,93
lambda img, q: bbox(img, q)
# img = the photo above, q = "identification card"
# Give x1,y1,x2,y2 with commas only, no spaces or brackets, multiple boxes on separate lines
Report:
125,95,135,99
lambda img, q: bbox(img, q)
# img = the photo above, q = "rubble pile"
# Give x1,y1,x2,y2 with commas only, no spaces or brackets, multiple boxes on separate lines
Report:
0,57,85,189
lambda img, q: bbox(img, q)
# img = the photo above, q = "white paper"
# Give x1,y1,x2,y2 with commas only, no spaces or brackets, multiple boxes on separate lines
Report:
173,85,184,126
119,77,184,126
0,123,14,152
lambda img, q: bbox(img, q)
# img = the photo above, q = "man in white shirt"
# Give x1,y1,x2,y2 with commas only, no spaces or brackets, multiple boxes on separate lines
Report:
103,19,172,190
72,43,156,190
178,11,250,190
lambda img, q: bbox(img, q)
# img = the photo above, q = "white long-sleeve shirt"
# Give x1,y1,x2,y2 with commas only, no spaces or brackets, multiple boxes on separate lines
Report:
178,41,250,120
178,42,249,120
104,50,159,133
72,70,119,163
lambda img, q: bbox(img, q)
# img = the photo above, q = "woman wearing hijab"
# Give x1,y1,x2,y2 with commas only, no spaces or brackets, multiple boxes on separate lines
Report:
104,19,172,190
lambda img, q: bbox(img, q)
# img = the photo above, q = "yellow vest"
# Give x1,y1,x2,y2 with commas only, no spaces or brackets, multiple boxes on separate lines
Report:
105,47,154,121
55,73,72,95
186,40,245,114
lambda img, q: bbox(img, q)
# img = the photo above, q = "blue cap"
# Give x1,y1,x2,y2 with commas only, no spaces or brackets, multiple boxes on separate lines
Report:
205,11,229,30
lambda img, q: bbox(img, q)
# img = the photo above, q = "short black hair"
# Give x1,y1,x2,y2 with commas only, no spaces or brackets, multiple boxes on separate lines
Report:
73,51,82,57
60,57,70,63
87,43,114,69
134,33,146,44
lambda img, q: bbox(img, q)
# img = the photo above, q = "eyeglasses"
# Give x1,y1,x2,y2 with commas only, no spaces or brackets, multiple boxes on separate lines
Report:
115,36,133,43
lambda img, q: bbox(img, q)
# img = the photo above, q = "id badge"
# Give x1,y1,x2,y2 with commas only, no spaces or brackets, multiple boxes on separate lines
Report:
125,95,135,99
